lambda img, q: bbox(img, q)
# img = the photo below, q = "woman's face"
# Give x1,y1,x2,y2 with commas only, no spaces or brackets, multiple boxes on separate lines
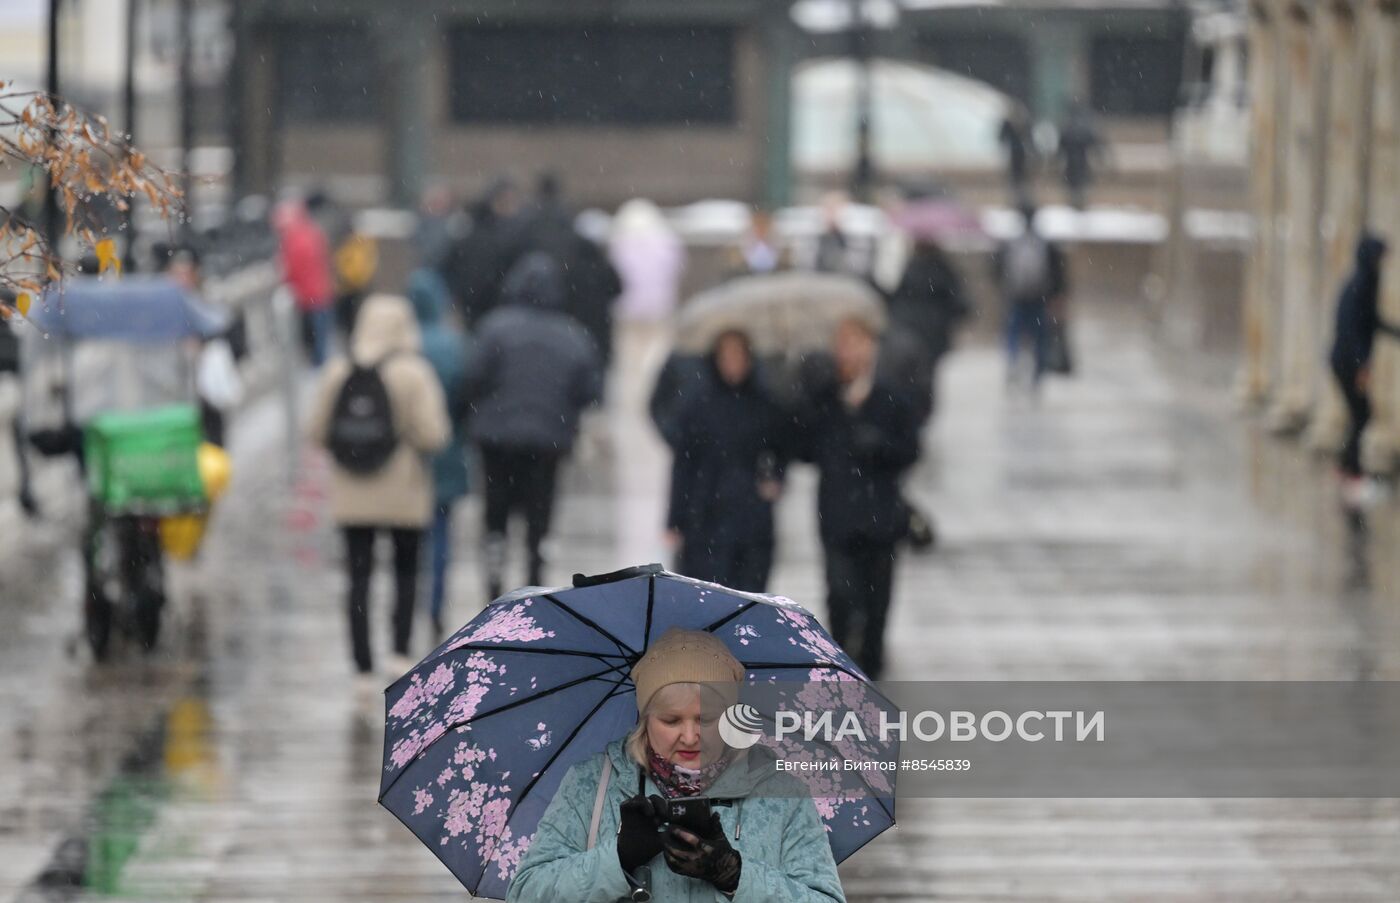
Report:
646,686,724,769
715,334,752,387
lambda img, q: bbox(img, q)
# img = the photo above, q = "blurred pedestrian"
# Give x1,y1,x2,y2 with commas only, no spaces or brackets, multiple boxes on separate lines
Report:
998,104,1035,205
793,318,921,680
567,210,624,377
813,191,858,275
273,198,335,367
1329,233,1396,507
994,204,1066,394
464,253,602,599
163,248,243,448
516,171,576,264
308,295,450,692
732,208,787,276
442,178,525,329
407,269,473,642
415,183,464,271
888,238,971,408
610,199,686,410
665,330,785,592
1057,103,1105,211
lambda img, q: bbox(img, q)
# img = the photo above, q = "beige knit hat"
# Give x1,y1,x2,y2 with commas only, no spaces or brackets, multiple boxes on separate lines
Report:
631,628,745,715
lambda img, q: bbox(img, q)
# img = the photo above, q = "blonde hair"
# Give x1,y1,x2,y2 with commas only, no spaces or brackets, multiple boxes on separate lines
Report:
625,682,734,767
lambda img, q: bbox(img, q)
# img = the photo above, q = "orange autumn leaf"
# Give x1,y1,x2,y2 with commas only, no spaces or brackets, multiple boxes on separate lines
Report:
15,293,32,317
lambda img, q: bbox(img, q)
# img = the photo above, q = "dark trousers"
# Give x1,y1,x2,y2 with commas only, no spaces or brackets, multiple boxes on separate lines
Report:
1005,299,1048,384
343,526,422,674
1334,363,1370,477
679,538,773,593
480,446,561,591
824,539,897,680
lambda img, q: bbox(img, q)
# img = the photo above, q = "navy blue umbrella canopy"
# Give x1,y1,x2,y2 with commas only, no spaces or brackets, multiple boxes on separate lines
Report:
379,565,898,898
32,276,229,342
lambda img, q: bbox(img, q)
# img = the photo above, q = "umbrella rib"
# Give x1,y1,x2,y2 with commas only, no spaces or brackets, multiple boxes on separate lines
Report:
378,662,632,802
643,574,656,653
542,593,639,658
701,599,759,634
455,660,632,731
738,661,869,681
474,673,635,887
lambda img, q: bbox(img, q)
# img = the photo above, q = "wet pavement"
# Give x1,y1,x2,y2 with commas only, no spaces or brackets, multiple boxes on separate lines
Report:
3,298,1399,901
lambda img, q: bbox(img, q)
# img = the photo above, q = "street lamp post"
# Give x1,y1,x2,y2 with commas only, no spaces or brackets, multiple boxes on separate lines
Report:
42,0,61,251
123,0,139,267
849,0,875,202
178,0,193,239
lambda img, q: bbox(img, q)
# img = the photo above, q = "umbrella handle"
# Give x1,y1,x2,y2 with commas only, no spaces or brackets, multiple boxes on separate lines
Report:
572,563,665,588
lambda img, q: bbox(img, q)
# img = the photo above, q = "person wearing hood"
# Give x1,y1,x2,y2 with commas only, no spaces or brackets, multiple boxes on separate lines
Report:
665,330,785,592
464,252,603,598
507,629,846,903
407,269,473,641
1329,234,1397,503
441,178,526,329
308,295,451,690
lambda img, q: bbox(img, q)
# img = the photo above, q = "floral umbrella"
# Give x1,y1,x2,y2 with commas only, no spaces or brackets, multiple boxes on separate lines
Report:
378,565,897,898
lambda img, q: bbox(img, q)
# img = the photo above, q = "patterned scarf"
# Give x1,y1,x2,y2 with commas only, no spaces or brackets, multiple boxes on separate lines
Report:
647,747,732,799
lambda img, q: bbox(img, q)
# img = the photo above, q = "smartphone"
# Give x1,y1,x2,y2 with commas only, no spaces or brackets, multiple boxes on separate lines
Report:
664,796,713,835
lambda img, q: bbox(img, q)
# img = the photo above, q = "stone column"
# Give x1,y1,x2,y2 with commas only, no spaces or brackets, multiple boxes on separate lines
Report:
1267,0,1328,434
1241,0,1287,405
1306,0,1372,451
377,6,432,209
760,8,798,209
1361,0,1400,472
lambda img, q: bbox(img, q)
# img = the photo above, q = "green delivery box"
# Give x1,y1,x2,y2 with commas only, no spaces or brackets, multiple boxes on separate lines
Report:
84,404,206,510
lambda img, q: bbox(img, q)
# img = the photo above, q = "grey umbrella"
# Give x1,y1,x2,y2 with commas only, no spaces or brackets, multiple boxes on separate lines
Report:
674,272,887,355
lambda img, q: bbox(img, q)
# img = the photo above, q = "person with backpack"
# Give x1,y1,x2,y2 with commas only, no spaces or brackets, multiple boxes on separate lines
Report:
464,252,603,600
994,204,1067,393
308,294,450,692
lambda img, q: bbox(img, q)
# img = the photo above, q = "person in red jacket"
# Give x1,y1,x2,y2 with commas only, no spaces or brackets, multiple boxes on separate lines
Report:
274,199,335,366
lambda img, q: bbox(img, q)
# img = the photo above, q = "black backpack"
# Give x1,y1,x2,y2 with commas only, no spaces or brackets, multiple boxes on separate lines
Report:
326,358,398,474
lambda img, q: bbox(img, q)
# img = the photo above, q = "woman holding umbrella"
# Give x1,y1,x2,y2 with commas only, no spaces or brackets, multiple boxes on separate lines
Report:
507,628,845,902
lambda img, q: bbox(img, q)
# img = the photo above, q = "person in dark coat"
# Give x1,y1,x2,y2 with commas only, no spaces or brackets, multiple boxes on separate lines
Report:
994,204,1067,392
464,252,603,598
1329,234,1394,493
998,105,1034,204
560,224,622,376
665,330,786,592
649,352,712,450
793,317,922,680
440,179,525,329
1057,104,1104,211
888,241,971,406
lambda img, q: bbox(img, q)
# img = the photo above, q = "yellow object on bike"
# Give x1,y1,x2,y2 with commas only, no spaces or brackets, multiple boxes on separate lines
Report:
197,442,231,501
159,514,207,561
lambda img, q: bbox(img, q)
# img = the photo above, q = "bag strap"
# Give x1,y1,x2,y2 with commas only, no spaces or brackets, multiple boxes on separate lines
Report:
586,755,612,851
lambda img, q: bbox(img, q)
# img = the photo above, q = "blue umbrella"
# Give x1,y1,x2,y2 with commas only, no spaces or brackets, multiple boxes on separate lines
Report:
379,565,898,898
32,276,229,343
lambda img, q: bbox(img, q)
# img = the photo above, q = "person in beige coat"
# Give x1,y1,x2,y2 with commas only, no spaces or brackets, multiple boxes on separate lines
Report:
308,294,450,684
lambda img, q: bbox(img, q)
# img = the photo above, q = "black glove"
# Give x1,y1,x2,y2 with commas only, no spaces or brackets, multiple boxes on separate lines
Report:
662,812,742,894
617,794,667,874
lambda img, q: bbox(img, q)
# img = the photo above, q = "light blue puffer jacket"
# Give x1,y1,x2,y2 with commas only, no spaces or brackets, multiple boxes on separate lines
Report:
507,738,846,902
